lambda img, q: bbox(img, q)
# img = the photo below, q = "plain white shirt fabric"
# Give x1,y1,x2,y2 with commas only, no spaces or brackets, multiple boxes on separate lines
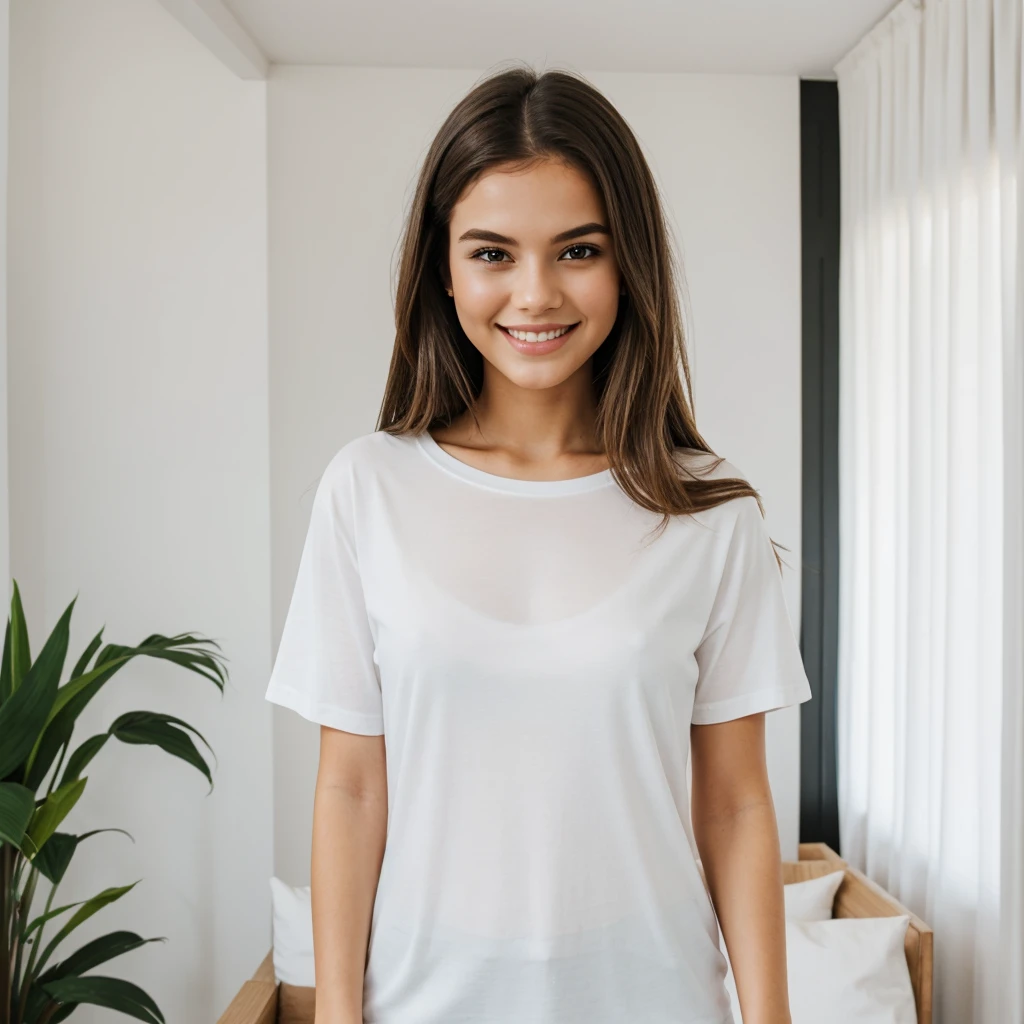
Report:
265,429,813,1024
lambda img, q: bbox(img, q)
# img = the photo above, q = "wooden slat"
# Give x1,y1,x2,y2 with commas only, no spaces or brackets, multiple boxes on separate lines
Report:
797,841,847,865
253,950,276,983
781,860,846,884
215,980,277,1024
279,982,317,1023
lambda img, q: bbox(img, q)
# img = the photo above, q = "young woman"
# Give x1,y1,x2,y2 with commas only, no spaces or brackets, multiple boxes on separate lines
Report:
266,63,812,1024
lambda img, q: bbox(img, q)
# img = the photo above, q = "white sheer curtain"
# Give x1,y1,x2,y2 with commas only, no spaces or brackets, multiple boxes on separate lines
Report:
834,1,1023,1022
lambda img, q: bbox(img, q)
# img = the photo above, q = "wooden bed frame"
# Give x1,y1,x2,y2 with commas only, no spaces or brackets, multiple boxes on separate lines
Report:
216,842,933,1024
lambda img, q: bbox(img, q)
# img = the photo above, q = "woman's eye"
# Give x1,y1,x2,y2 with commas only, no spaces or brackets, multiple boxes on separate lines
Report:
472,248,509,264
562,243,600,260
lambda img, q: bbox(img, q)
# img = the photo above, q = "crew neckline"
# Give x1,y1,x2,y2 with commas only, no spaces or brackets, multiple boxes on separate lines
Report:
415,430,616,496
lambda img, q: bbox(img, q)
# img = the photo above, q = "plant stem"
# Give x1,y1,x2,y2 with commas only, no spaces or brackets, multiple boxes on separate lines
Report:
6,863,20,933
16,873,56,1024
35,1000,59,1024
2,843,12,1024
8,860,24,1007
11,863,37,1024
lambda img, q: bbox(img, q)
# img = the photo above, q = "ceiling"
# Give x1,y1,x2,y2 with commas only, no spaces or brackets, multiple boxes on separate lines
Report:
220,0,899,78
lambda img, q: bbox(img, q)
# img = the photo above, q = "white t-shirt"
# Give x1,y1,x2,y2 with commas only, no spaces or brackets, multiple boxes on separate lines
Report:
266,429,812,1024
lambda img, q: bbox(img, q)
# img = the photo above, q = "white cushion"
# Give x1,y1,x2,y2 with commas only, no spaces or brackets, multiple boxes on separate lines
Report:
784,869,845,921
269,876,315,986
723,914,916,1024
786,916,916,1023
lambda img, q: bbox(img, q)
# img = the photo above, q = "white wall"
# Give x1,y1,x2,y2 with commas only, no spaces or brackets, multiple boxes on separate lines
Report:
0,0,9,594
267,66,804,884
7,1,273,1020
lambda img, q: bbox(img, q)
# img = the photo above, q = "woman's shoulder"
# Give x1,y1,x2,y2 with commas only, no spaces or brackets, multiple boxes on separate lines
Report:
314,429,414,498
322,429,411,472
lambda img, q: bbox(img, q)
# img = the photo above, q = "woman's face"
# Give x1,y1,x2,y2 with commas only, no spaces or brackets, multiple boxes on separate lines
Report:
446,157,623,392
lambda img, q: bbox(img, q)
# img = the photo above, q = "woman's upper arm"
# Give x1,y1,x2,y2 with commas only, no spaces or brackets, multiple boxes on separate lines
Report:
690,712,771,819
317,724,387,804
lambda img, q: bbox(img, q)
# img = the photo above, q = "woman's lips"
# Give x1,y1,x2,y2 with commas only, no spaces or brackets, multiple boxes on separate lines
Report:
498,322,580,355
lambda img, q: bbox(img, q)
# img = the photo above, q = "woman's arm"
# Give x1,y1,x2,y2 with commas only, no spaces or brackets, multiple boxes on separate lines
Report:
311,726,388,1024
690,711,791,1024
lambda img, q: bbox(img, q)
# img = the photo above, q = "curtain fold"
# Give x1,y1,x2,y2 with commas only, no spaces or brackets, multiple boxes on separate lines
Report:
834,2,1023,1021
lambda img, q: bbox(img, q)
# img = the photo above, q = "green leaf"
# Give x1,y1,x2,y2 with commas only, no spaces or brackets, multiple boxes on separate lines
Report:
60,733,110,788
98,633,229,691
1,618,11,705
111,711,216,791
10,579,33,692
70,627,105,680
0,781,36,847
63,882,138,935
30,827,133,893
23,896,94,942
32,882,140,979
26,777,87,853
21,712,75,794
31,827,134,887
0,595,77,779
39,975,165,1023
49,656,131,722
36,930,165,984
31,831,78,886
22,657,132,791
24,631,227,792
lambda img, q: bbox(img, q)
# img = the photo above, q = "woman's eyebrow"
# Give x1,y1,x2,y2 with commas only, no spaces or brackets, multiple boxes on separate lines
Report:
456,222,610,245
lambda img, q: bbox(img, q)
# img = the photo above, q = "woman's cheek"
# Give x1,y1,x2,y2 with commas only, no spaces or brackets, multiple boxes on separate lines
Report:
573,271,621,321
456,271,504,315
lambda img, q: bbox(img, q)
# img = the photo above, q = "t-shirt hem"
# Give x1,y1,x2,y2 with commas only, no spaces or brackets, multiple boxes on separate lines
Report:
265,681,385,735
690,681,812,725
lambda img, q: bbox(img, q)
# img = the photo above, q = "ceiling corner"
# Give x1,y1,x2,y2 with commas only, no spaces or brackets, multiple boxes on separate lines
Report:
155,0,268,80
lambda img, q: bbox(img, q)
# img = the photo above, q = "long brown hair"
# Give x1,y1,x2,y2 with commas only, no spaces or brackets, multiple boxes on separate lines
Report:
376,61,787,570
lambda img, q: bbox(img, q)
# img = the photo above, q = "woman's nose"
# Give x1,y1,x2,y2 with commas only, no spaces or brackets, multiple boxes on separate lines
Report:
510,257,562,312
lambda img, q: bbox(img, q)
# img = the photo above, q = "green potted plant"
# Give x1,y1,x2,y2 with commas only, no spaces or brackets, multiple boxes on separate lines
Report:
0,581,228,1023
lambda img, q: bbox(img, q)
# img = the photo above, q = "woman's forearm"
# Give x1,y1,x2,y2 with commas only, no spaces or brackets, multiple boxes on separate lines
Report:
310,782,388,1024
693,798,791,1024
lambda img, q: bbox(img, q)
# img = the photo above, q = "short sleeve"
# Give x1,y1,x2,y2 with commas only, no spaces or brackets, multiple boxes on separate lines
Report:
691,495,813,725
265,452,385,735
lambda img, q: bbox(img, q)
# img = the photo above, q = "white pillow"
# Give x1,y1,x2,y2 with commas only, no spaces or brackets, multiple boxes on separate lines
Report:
786,916,916,1023
269,877,315,986
784,869,845,921
723,914,916,1024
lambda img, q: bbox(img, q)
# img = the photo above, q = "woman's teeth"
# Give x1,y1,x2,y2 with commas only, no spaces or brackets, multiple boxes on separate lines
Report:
504,325,575,342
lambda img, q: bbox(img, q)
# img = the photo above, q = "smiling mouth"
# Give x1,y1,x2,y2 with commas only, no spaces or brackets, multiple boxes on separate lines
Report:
497,323,580,342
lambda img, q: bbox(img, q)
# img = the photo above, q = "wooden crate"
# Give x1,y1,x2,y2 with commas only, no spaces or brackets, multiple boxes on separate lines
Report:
218,842,933,1024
